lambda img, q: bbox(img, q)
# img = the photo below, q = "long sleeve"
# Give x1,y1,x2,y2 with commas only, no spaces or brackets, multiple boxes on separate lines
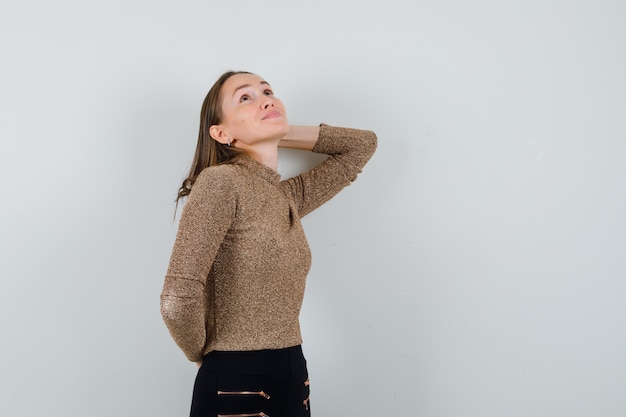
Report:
280,124,377,217
160,167,237,361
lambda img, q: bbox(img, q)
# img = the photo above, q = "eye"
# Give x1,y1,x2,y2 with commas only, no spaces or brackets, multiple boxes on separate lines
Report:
239,94,251,103
264,89,273,96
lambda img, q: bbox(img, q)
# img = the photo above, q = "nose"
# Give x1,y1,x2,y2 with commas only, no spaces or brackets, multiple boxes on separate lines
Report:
261,96,274,109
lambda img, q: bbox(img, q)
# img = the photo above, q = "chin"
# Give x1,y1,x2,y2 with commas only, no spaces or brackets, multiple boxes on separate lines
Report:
271,122,290,139
279,125,290,138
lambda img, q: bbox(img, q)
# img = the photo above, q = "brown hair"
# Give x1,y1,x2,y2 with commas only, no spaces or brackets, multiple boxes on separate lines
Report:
176,71,252,203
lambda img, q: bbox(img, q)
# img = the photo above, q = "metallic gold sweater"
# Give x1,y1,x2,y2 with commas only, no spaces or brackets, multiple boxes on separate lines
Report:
161,124,377,361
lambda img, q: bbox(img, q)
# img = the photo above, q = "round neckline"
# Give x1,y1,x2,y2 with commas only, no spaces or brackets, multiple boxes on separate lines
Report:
235,154,281,186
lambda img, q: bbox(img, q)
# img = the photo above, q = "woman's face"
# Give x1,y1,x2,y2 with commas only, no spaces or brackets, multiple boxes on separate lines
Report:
214,73,289,148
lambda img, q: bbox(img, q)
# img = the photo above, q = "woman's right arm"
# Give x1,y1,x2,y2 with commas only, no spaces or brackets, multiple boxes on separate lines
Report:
160,167,236,362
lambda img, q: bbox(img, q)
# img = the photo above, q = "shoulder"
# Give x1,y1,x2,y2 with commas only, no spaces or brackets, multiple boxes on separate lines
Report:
197,164,239,182
192,164,242,197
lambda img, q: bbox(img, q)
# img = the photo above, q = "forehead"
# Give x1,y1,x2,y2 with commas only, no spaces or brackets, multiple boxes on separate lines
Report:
222,73,267,94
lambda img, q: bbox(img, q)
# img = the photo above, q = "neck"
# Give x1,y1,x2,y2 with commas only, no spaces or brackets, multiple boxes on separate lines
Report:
238,141,279,171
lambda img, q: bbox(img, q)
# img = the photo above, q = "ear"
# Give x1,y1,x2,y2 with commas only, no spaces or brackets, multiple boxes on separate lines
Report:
209,125,229,145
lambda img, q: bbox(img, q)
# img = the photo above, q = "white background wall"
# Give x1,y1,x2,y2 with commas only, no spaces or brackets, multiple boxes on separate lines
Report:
1,1,625,416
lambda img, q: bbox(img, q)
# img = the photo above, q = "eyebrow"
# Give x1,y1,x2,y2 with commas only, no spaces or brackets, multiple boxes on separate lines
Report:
232,81,271,97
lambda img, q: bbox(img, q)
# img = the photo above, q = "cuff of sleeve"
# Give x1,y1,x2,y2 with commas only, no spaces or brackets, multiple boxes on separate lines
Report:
312,123,340,154
313,123,377,155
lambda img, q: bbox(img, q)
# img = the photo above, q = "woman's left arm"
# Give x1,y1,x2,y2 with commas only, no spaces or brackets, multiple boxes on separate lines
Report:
279,124,377,217
278,125,320,150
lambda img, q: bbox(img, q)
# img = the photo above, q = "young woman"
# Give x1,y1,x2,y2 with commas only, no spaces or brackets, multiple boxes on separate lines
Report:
161,71,377,417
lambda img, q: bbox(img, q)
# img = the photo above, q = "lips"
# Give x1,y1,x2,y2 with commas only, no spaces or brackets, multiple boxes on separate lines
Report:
262,110,281,120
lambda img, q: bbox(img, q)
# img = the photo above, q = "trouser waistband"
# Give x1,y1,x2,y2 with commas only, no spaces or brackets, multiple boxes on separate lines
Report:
202,345,305,375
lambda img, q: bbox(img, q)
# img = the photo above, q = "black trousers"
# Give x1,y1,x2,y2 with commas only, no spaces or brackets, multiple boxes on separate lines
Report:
190,345,311,417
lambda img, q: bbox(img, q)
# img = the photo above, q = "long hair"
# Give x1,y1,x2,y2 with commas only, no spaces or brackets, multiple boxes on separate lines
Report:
176,71,251,204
